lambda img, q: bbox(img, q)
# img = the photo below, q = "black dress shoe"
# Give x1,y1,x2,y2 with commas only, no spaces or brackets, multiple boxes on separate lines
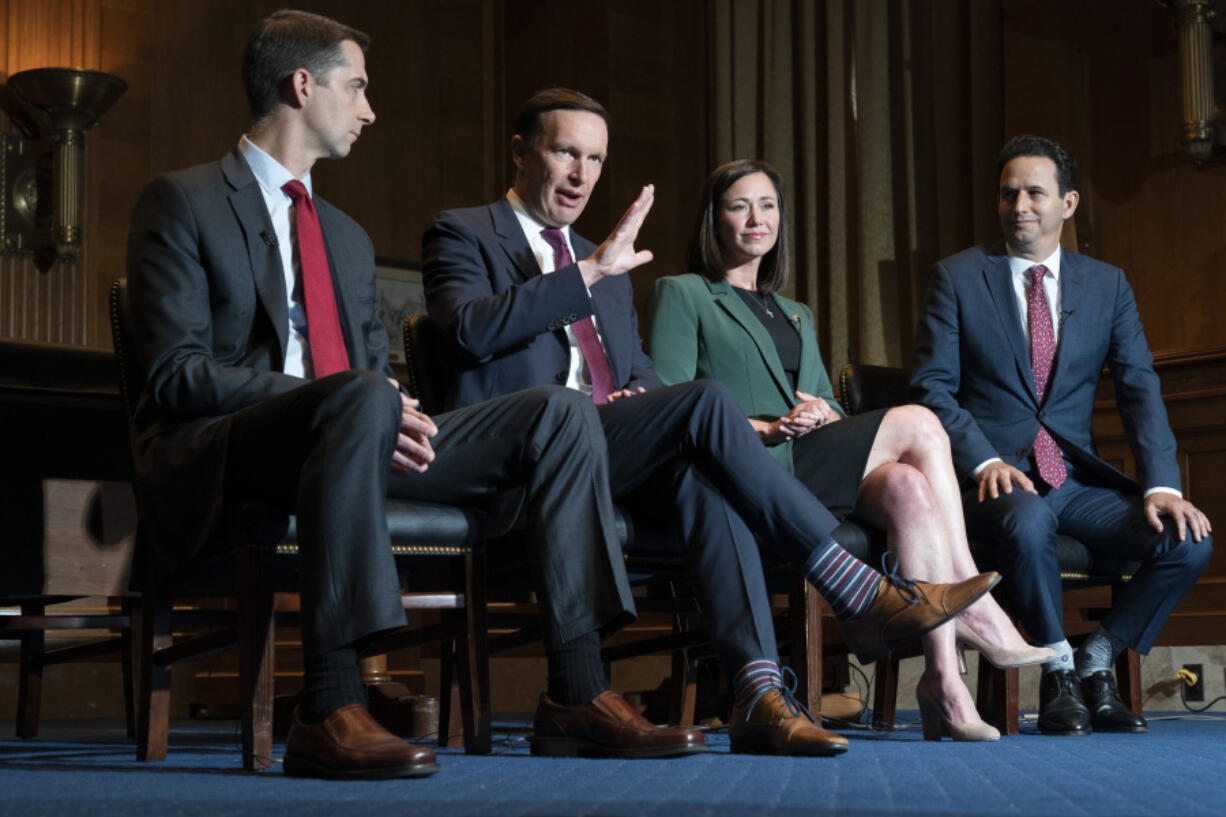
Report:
1038,670,1092,736
1081,670,1148,733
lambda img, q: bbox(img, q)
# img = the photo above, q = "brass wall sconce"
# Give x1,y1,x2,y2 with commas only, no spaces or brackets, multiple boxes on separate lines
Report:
0,68,127,268
1166,0,1226,165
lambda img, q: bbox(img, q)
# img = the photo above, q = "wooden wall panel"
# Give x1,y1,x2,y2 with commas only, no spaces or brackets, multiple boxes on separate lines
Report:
1003,0,1226,356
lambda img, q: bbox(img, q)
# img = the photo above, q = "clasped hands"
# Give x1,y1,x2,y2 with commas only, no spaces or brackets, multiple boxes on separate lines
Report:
389,378,437,475
976,460,1212,542
752,391,840,445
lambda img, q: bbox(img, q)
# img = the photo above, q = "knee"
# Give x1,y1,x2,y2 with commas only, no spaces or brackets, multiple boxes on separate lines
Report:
1164,530,1214,576
874,463,937,517
531,384,606,439
320,370,401,428
885,404,949,454
993,503,1058,560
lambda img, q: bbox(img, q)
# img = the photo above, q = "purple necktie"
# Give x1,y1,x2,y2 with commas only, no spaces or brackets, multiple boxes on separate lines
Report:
540,227,616,404
1028,264,1067,490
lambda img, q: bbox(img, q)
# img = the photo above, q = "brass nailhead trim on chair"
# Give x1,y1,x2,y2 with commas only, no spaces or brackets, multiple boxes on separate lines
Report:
275,543,472,557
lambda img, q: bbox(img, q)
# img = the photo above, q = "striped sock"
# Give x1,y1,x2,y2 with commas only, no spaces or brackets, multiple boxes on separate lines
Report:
733,659,783,712
804,537,882,620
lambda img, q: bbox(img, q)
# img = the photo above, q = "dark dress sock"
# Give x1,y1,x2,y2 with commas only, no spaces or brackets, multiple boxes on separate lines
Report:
299,645,366,724
546,629,608,706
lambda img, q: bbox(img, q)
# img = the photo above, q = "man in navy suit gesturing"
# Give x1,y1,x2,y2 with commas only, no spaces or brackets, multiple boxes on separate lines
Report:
911,135,1213,736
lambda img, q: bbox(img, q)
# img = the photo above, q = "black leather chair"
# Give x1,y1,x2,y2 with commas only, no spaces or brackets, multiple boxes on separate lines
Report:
836,361,1142,734
109,279,493,767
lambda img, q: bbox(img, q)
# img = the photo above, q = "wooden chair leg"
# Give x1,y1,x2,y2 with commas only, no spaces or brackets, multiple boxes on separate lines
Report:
871,654,899,731
137,592,172,762
457,549,491,754
238,547,275,771
438,644,464,749
976,660,1020,736
1116,647,1143,714
121,598,136,740
789,576,822,717
16,601,45,739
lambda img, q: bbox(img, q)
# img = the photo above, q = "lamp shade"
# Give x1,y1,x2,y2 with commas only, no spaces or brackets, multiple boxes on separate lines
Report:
7,68,127,132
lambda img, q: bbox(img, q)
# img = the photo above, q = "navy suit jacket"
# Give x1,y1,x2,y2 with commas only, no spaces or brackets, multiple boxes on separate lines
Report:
126,148,390,575
422,198,661,409
910,243,1179,495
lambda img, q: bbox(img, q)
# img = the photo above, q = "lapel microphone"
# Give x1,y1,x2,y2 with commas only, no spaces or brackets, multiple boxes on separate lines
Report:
260,229,278,248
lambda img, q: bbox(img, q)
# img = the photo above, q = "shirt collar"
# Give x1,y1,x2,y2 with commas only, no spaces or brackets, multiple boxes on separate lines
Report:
1007,245,1062,282
507,189,569,240
239,135,312,200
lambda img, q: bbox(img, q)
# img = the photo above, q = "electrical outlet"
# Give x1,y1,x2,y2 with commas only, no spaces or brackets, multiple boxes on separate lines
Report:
1183,663,1205,701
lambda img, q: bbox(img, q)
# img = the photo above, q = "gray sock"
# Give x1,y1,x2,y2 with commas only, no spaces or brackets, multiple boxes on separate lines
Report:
1074,628,1128,679
1040,639,1074,675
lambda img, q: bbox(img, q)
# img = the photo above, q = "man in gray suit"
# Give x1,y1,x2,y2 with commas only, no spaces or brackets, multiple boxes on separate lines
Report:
911,135,1213,736
126,10,702,779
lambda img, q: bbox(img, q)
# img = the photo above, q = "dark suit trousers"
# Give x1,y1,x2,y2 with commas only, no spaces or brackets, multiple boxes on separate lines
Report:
226,371,630,658
598,379,843,674
963,467,1213,652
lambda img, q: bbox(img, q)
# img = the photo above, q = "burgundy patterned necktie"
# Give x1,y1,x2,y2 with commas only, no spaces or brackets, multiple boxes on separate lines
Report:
282,180,349,378
1028,264,1067,489
540,227,616,404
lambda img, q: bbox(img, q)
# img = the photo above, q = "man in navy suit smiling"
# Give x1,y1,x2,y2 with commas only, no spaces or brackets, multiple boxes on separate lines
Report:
911,134,1213,736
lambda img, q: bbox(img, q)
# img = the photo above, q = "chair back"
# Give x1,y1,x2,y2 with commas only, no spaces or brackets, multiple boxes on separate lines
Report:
837,362,911,414
402,313,449,415
108,278,140,423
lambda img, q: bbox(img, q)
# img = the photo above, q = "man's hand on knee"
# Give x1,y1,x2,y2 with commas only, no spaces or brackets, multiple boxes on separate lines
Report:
976,461,1037,502
1144,493,1213,542
388,379,437,475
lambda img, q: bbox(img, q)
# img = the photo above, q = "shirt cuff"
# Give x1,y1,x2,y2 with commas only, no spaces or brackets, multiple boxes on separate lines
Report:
1144,487,1182,499
972,457,1003,477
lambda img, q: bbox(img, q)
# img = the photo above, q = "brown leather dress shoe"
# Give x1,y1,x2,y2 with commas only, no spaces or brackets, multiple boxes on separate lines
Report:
530,691,706,758
283,704,440,779
840,571,1000,663
730,689,849,756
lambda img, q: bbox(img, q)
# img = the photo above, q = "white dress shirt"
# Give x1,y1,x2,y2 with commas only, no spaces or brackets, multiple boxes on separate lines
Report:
506,189,606,396
238,135,311,378
973,245,1178,498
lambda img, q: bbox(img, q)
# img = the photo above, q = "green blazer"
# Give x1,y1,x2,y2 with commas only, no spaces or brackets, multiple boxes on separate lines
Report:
645,272,844,473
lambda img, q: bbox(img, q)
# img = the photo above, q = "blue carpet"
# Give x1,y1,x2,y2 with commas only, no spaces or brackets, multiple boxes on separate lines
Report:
2,714,1225,816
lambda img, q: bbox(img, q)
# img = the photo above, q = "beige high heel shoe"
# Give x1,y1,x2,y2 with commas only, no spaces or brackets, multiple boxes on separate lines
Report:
915,676,1000,742
955,619,1057,670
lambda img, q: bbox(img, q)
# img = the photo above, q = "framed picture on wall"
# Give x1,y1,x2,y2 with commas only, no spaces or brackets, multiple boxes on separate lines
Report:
374,259,424,365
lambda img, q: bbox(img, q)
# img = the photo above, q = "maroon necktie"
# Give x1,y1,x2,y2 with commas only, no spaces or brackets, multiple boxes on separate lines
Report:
1027,264,1067,489
282,180,349,378
539,227,616,404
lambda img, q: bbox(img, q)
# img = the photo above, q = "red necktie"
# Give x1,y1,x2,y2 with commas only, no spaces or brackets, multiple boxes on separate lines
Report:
539,227,616,404
1027,264,1066,490
282,180,349,378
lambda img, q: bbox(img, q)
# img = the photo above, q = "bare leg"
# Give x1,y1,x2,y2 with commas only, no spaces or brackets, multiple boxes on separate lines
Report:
854,461,979,724
862,406,1030,651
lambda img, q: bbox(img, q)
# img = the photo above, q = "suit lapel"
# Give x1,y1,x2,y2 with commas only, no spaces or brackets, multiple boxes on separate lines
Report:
982,248,1038,404
490,199,543,284
792,305,818,397
708,279,793,404
1047,251,1084,399
221,150,288,362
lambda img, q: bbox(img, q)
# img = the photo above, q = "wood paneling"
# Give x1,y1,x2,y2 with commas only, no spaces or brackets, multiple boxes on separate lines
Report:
1003,0,1226,355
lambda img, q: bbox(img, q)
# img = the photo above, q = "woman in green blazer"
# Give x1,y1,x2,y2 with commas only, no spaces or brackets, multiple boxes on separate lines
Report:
646,160,1052,742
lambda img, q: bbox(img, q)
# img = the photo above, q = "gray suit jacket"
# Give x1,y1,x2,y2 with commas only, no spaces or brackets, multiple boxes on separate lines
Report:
125,148,390,577
910,243,1179,494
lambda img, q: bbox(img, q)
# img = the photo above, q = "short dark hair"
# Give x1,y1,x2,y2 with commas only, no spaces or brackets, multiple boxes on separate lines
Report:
996,134,1079,195
686,159,790,295
242,9,370,122
513,88,609,149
